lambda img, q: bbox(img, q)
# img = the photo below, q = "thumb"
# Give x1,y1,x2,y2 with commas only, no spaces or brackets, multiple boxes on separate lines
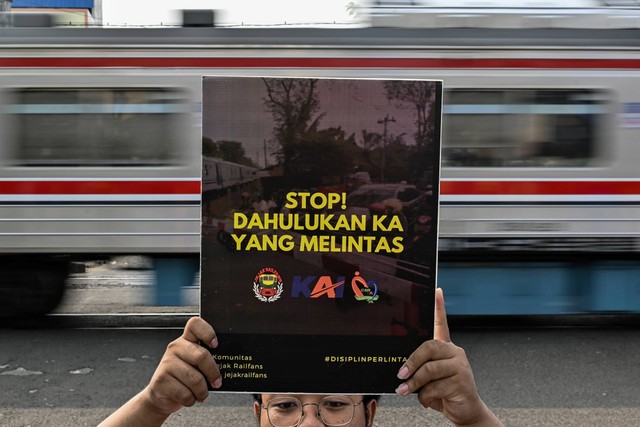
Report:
434,287,451,342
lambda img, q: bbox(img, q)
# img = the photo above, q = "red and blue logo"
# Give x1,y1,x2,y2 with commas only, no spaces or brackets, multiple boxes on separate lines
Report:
289,271,379,303
351,271,379,303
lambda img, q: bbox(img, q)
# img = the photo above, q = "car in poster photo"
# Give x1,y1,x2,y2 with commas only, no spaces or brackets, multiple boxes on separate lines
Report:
344,183,424,217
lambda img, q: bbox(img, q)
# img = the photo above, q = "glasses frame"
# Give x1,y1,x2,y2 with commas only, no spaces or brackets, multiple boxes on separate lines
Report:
262,396,365,427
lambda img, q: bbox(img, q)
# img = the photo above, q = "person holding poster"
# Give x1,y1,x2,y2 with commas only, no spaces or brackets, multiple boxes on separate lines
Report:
98,289,503,427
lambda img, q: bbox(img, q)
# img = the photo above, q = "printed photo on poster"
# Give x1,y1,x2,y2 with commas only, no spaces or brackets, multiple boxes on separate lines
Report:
201,76,442,394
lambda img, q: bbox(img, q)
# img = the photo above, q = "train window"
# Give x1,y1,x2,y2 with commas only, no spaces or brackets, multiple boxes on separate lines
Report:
8,88,188,166
443,89,604,167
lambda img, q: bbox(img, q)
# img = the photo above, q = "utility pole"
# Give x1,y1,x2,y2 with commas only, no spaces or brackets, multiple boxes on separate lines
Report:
263,139,268,168
377,114,395,183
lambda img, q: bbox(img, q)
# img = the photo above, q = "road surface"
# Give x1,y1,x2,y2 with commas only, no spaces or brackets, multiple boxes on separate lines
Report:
1,258,639,426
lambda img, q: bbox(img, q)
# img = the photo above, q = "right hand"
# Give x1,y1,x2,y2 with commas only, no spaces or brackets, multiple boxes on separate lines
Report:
142,317,222,416
396,289,503,426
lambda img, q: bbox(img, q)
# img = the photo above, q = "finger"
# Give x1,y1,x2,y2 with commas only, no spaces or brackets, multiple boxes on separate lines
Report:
154,367,201,407
423,397,443,413
416,376,462,407
182,317,218,349
165,358,212,403
434,288,451,342
396,340,457,386
396,357,458,396
168,339,221,389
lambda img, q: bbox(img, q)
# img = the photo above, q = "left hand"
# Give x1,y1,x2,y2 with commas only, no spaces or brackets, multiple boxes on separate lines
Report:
395,288,499,426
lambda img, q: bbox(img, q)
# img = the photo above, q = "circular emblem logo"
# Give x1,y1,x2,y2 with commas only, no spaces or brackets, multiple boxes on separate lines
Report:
253,267,284,303
351,271,379,304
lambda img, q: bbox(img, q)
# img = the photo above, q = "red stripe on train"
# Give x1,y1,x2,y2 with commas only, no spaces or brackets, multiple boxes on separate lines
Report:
0,180,639,196
1,57,640,69
0,180,201,195
441,181,640,195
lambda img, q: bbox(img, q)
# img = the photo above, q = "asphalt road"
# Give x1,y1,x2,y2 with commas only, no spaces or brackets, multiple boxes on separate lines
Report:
1,260,640,426
2,320,640,426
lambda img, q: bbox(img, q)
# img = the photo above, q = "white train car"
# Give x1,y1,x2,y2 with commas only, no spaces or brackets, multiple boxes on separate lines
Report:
202,156,257,193
1,2,640,315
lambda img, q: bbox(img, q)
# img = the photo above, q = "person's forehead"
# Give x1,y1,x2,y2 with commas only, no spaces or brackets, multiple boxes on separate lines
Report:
262,394,364,401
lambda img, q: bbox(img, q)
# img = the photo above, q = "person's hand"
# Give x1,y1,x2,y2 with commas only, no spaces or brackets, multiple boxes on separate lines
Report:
142,317,222,416
395,289,502,426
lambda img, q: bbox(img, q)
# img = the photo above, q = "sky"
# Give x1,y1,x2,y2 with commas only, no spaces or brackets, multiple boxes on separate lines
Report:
202,77,434,167
101,0,358,27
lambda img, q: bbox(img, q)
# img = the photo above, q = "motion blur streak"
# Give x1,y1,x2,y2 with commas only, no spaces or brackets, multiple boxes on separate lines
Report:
1,2,640,316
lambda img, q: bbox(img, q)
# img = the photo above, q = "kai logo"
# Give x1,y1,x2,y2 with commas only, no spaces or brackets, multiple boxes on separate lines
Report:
290,271,379,303
291,275,346,298
253,267,283,303
352,271,379,303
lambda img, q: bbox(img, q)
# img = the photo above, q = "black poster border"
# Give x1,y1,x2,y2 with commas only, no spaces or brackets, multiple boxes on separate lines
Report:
201,76,443,395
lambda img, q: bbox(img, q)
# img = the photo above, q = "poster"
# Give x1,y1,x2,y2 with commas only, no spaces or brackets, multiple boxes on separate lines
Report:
201,76,442,394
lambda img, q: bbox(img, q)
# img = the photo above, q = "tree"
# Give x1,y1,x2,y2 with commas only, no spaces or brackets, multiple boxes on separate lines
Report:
218,140,256,167
202,137,256,167
262,78,321,176
383,81,437,147
202,136,218,157
286,124,359,187
359,129,383,151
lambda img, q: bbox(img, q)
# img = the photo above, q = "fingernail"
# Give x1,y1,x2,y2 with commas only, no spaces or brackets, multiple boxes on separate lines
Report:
395,383,409,396
212,378,222,389
210,337,219,348
397,366,409,380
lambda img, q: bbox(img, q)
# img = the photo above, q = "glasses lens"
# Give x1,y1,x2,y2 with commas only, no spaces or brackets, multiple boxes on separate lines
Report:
319,396,355,426
267,397,302,427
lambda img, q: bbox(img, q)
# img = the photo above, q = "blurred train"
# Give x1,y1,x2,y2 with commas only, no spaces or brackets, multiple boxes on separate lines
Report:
1,1,640,316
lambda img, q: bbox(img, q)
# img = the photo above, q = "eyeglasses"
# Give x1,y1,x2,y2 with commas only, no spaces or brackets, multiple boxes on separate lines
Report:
262,396,364,427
